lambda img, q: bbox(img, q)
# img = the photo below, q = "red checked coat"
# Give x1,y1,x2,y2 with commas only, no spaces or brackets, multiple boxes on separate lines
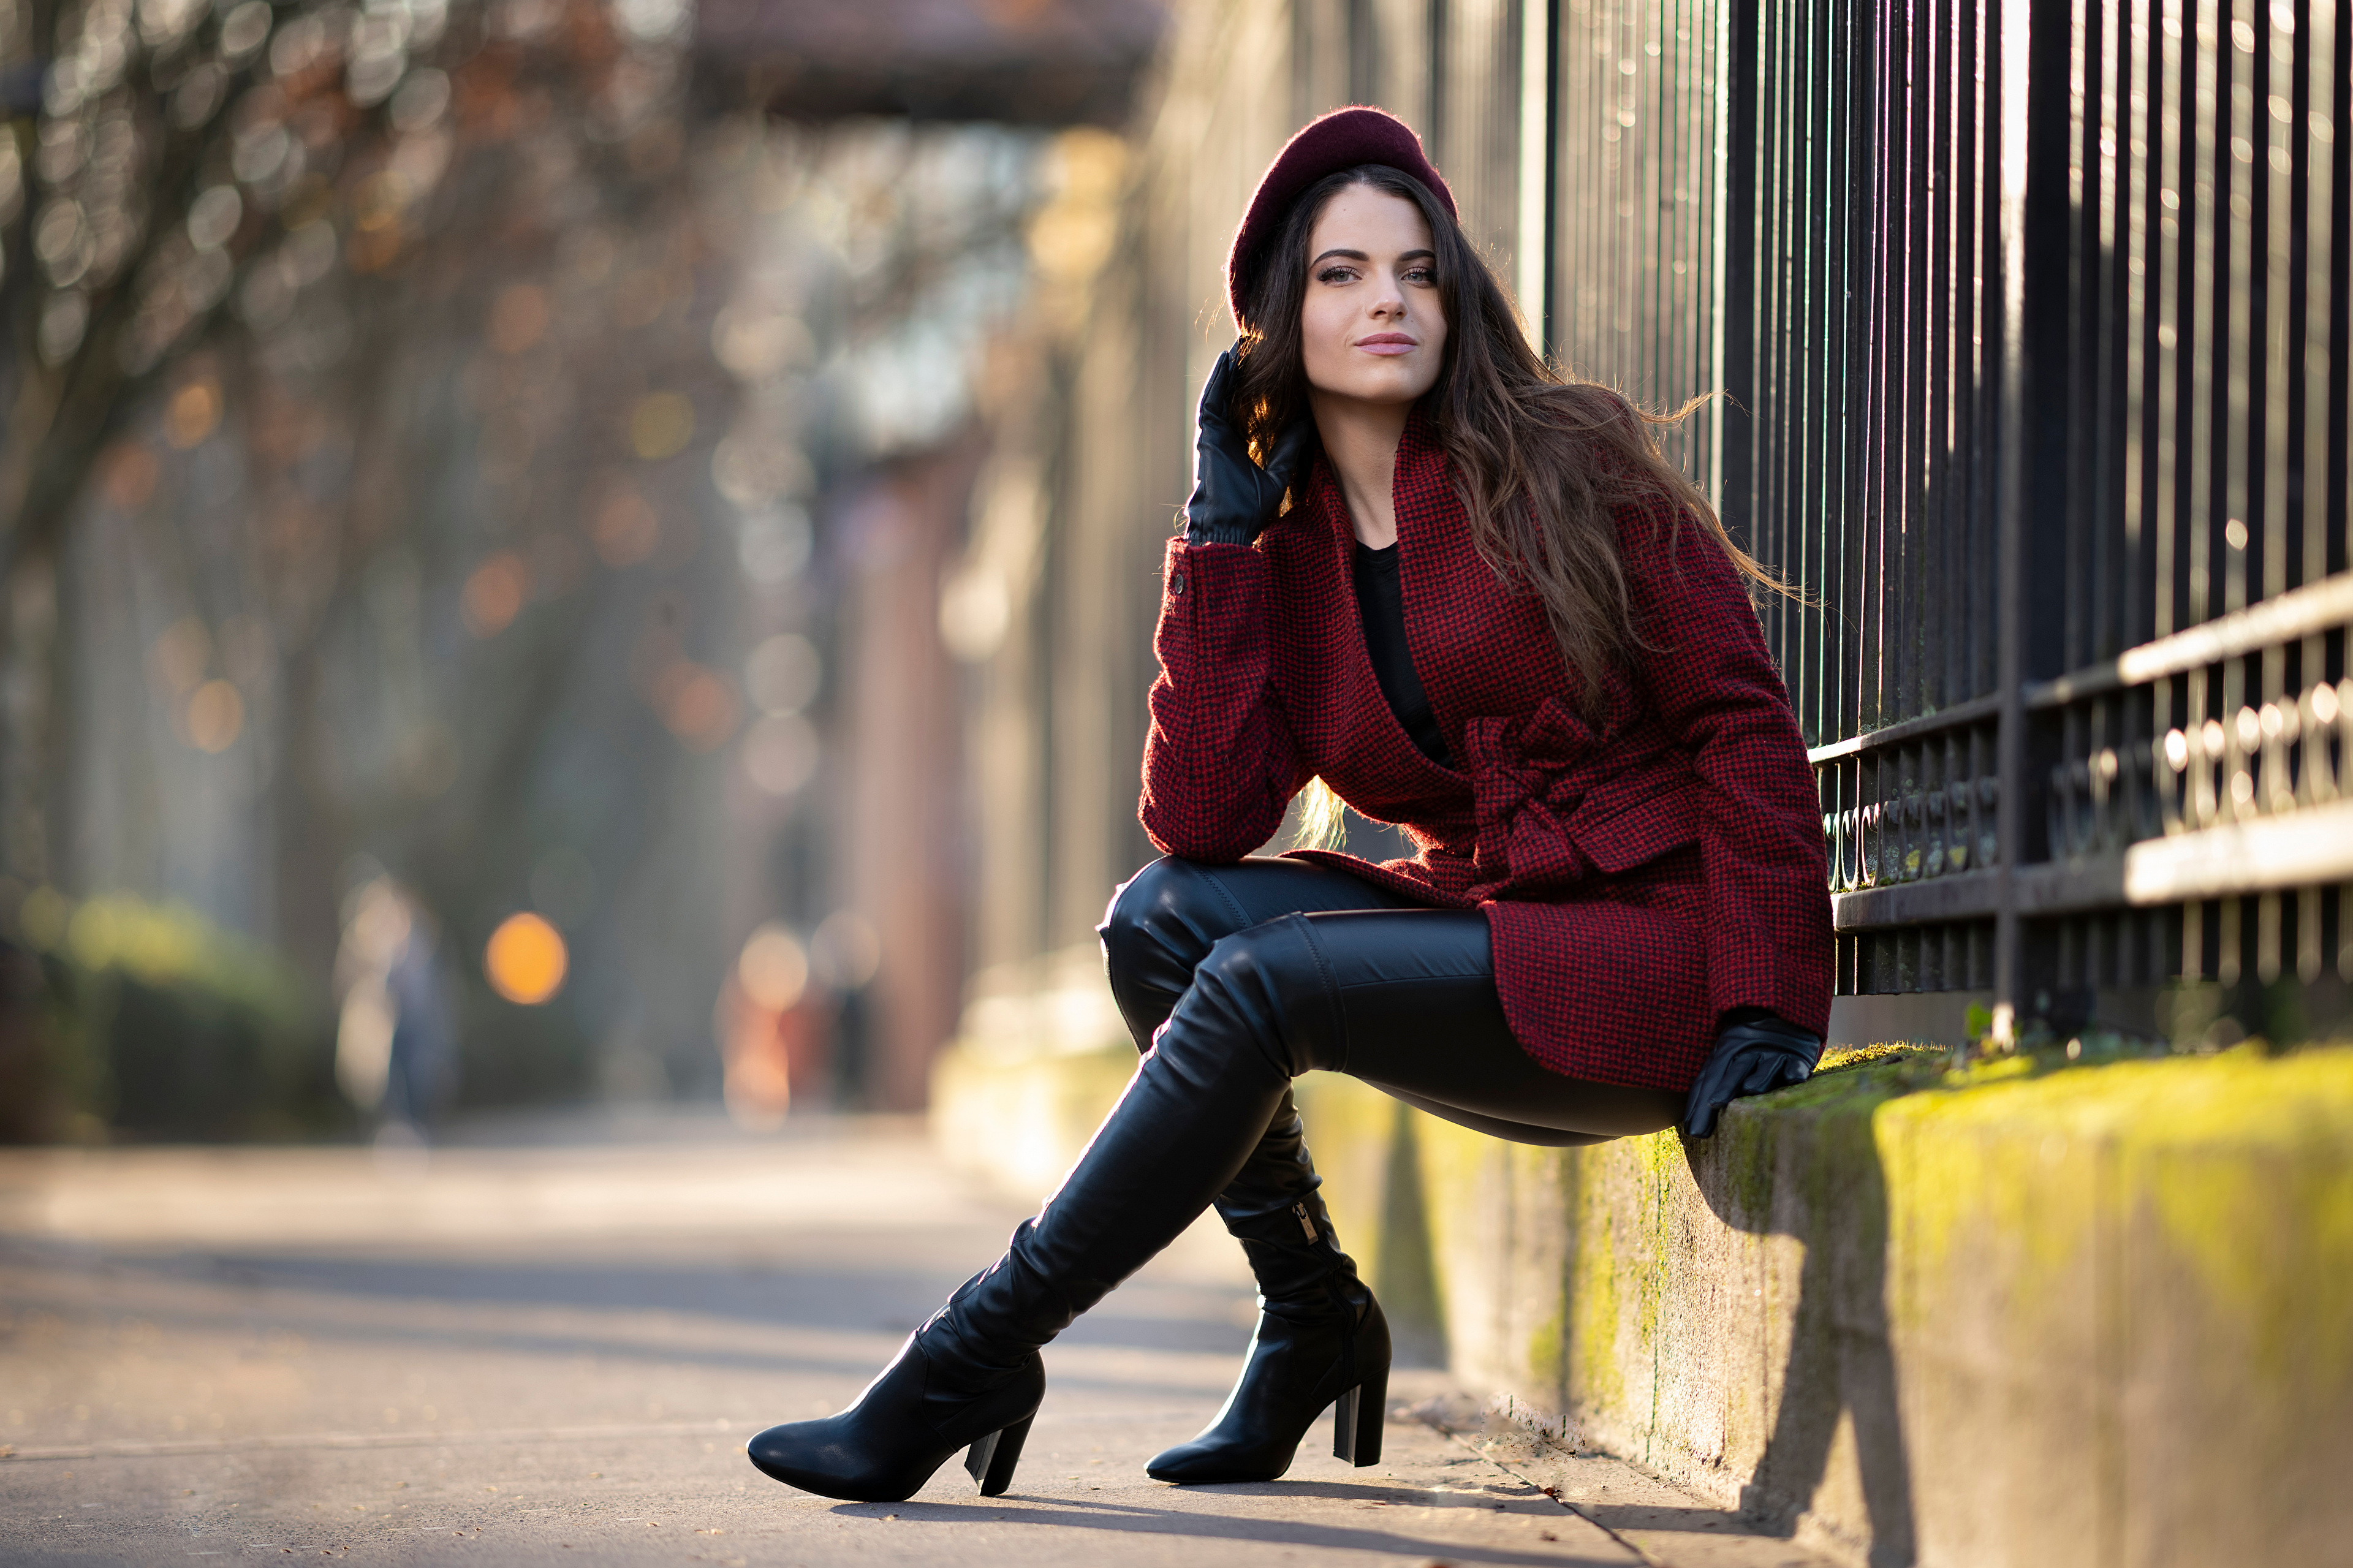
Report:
1139,417,1833,1093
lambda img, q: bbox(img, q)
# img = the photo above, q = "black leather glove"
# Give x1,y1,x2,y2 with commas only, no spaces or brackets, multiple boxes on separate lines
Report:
1183,345,1316,546
1682,1013,1824,1139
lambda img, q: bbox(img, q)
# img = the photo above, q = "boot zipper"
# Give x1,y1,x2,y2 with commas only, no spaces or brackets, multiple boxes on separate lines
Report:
1293,1202,1318,1241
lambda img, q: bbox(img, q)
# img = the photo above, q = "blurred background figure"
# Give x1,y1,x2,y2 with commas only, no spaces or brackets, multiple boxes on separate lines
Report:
717,920,809,1130
333,875,457,1146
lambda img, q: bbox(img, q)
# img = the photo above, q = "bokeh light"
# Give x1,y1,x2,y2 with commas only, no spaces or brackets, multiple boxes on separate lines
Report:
629,392,695,460
485,912,567,1005
101,444,159,509
743,633,819,715
735,504,811,585
737,923,808,1012
148,617,211,697
653,662,739,751
742,713,818,795
710,306,811,382
462,551,529,637
810,910,881,990
184,679,245,752
164,380,221,448
591,486,661,566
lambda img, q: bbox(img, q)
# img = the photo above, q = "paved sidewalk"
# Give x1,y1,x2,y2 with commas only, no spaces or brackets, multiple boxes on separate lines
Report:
0,1110,1824,1566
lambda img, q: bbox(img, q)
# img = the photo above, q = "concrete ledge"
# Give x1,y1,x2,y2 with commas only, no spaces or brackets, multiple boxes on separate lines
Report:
1300,1047,2353,1568
930,1016,2353,1566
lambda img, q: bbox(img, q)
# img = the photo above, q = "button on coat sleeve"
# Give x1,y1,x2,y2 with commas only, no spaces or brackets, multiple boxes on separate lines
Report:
1139,536,1313,862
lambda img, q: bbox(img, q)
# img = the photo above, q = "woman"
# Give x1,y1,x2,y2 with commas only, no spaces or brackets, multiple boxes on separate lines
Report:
748,107,1833,1504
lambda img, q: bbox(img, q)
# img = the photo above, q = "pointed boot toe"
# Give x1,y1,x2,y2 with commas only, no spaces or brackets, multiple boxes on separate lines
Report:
748,1339,1044,1502
1145,1433,1291,1485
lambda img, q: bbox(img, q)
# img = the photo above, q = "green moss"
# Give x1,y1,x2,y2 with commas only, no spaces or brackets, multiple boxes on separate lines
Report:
1819,1040,1949,1075
1873,1047,2353,1386
1526,1306,1565,1386
1571,1192,1626,1411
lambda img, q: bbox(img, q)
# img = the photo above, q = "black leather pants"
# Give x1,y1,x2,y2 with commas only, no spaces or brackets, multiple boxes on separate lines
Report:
1099,855,1684,1146
930,855,1684,1385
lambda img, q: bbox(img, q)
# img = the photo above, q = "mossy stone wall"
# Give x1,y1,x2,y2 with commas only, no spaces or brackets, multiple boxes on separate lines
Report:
1297,1048,2353,1568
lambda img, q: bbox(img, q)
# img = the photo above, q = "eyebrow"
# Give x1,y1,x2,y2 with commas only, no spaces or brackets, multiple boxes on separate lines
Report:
1309,248,1438,267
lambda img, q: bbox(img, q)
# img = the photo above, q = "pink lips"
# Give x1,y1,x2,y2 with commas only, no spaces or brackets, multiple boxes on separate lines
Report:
1356,333,1418,356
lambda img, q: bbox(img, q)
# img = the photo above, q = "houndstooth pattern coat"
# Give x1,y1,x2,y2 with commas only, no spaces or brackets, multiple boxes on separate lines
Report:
1139,417,1833,1093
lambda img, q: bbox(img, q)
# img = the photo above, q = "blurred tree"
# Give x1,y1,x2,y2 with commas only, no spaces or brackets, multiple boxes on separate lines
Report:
0,0,762,1123
0,0,1067,1135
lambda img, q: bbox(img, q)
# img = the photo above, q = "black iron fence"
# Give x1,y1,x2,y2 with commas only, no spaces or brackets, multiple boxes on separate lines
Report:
1537,0,2349,1040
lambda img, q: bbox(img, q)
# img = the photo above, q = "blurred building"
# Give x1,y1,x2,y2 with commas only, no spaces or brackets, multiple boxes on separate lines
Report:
692,0,1169,1110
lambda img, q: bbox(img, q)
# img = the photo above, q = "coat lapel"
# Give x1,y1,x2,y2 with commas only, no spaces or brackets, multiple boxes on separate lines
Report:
1387,417,1570,740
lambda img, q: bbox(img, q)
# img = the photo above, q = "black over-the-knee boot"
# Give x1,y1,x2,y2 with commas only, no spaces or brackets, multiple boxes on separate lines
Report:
745,916,1386,1501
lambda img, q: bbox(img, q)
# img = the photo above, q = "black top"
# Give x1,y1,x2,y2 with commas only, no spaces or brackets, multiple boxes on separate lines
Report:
1351,541,1453,768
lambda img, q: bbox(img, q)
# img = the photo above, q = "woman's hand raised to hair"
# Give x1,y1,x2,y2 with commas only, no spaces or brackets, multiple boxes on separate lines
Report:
1183,346,1317,547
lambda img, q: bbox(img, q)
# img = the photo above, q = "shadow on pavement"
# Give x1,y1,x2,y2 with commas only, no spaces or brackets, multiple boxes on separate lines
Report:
830,1493,1604,1566
4,1236,1249,1350
0,1236,1252,1401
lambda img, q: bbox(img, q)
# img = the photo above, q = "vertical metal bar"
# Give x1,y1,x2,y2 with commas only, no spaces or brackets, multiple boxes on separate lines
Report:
1428,0,1450,163
2094,0,2123,663
2125,1,2155,656
1844,0,1870,748
1516,0,1551,352
1860,1,1888,737
2222,4,2256,627
2333,0,2351,585
2310,0,2344,589
1995,0,2033,1037
1931,0,1960,713
2120,0,2155,800
1713,0,1735,513
2151,2,2183,871
2068,0,2096,674
2186,1,2219,838
1972,0,1997,702
1894,0,1911,729
2259,8,2294,820
2263,6,2293,609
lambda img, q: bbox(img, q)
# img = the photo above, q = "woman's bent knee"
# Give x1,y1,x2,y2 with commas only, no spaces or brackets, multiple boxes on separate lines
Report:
1098,857,1247,1049
1099,857,1237,982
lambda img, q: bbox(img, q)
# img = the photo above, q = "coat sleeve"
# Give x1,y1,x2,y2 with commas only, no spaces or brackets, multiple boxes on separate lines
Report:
1618,496,1834,1035
1139,536,1314,862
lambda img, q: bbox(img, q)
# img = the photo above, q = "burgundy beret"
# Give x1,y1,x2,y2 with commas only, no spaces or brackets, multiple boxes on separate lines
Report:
1226,106,1457,332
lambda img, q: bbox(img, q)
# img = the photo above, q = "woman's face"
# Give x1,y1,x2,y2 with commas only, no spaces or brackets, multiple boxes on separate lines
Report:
1298,184,1449,410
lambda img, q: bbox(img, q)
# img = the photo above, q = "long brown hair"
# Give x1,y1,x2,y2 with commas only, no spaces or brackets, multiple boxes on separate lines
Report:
1232,163,1782,704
